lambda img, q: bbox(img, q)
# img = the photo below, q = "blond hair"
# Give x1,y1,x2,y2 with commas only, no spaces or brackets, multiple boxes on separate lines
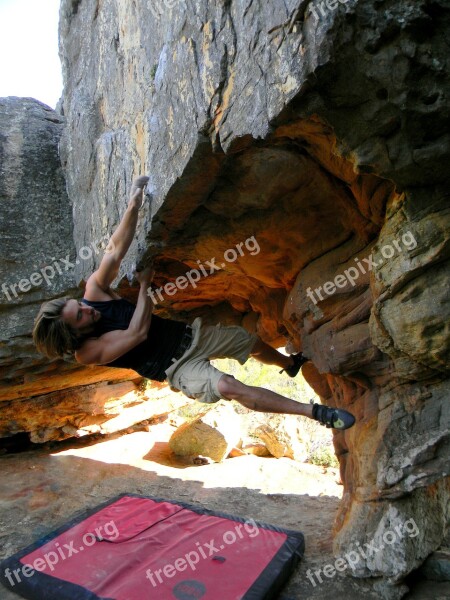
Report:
32,298,81,359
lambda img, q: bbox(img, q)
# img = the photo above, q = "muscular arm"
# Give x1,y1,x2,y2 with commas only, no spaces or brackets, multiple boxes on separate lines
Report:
75,270,154,365
108,177,149,261
85,176,149,299
127,280,154,340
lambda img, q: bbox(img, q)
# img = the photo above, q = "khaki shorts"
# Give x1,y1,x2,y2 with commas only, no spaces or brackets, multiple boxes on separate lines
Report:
165,317,259,404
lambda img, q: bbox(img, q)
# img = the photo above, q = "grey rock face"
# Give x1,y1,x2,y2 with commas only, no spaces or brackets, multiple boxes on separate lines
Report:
0,97,79,399
420,548,450,582
0,97,74,304
0,97,143,441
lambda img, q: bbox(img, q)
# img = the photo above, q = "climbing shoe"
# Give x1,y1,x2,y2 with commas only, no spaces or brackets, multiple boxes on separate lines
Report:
279,352,309,377
311,401,355,430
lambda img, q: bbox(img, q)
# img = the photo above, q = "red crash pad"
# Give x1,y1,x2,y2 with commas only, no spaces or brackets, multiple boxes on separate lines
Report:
0,493,304,599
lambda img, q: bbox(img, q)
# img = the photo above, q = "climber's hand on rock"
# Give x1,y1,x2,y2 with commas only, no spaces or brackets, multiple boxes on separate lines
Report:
134,265,155,286
130,176,150,207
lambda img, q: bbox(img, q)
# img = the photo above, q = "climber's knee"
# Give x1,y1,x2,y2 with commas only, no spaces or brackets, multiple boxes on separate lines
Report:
217,374,244,400
249,336,264,356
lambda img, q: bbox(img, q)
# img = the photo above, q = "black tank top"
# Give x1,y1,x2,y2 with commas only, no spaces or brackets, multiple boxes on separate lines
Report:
81,297,187,382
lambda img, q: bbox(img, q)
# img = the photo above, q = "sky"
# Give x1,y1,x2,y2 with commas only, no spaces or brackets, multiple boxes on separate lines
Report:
0,0,62,108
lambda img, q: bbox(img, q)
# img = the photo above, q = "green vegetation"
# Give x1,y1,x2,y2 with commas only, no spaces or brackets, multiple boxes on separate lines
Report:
309,445,339,468
212,355,315,402
176,402,209,422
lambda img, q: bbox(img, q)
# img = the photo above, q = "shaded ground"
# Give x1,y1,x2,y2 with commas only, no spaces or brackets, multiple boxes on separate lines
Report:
0,423,447,599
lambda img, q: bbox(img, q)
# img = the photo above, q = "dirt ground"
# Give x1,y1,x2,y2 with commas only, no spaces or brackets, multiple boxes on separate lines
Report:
0,422,448,599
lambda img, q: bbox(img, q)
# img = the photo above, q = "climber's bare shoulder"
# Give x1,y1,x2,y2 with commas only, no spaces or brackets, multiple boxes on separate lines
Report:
84,273,122,302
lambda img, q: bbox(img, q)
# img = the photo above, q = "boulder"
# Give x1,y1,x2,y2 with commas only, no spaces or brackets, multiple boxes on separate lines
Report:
242,443,272,457
254,422,308,462
169,401,242,462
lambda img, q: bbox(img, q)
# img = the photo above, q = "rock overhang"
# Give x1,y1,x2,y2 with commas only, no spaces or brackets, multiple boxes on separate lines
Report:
137,117,397,354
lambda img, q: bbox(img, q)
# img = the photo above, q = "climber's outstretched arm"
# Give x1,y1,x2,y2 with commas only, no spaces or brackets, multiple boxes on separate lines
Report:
86,176,149,295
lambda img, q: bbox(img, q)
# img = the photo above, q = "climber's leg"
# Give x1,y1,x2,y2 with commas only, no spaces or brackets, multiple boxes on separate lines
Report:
250,338,309,377
217,374,355,430
249,337,292,369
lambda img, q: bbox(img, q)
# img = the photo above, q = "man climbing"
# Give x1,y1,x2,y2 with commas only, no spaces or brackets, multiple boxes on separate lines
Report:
33,177,355,430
